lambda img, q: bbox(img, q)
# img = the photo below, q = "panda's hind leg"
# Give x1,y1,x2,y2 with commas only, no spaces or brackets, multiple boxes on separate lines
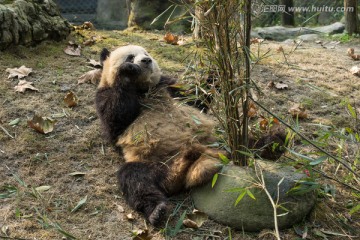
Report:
117,162,169,227
185,154,221,189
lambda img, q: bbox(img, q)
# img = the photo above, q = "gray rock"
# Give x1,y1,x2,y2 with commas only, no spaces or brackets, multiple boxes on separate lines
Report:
0,0,70,50
297,34,320,42
253,22,345,41
313,22,345,35
191,161,316,232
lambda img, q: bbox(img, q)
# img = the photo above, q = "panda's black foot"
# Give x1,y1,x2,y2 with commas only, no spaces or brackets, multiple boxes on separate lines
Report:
148,202,169,227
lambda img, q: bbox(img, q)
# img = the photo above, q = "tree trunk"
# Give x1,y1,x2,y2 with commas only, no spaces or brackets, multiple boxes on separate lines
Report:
344,0,359,35
281,0,295,26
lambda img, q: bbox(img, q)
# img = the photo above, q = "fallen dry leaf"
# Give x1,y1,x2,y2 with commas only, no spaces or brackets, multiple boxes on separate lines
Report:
259,117,269,131
289,104,308,119
183,210,208,229
6,65,32,79
276,46,284,53
350,66,360,76
27,114,56,134
250,38,264,44
164,32,179,45
347,48,360,60
78,69,102,84
275,82,288,90
88,59,102,68
348,48,355,55
132,229,152,240
14,80,39,93
126,213,135,220
64,91,78,108
267,81,275,88
64,44,81,56
247,102,257,118
116,204,124,213
83,36,96,46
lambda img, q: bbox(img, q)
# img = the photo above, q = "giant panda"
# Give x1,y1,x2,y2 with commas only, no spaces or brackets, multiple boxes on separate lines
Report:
95,45,224,226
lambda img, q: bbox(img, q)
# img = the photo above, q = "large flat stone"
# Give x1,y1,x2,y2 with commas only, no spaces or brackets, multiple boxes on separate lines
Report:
254,22,345,41
191,161,316,232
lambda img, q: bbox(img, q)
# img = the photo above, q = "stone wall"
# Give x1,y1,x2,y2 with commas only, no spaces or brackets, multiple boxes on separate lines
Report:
0,0,71,50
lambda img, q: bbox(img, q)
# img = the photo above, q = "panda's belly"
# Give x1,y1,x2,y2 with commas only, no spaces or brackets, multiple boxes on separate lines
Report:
117,101,216,163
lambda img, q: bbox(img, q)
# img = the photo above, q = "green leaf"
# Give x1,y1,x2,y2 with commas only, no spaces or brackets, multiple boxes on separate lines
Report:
224,187,245,193
349,204,360,215
218,153,230,164
246,189,256,200
0,185,17,199
8,118,20,126
287,148,315,162
12,174,26,187
191,115,202,125
71,196,87,213
236,150,253,157
309,156,328,166
234,190,247,206
211,173,218,188
347,103,357,119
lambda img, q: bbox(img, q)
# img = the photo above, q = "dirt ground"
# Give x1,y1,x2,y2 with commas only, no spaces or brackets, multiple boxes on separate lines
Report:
0,29,359,240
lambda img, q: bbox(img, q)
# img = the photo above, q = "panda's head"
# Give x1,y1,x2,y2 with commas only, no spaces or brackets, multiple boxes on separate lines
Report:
99,45,161,91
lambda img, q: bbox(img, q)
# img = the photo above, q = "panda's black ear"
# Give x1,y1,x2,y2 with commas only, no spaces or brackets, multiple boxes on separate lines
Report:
100,48,110,65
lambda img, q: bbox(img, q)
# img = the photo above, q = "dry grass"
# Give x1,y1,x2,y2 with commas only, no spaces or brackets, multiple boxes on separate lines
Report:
0,29,359,239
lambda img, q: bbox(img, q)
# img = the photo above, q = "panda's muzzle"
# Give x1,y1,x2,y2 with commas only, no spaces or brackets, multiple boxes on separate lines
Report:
141,57,152,64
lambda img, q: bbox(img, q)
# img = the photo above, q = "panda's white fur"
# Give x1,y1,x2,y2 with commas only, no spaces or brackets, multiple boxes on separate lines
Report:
96,45,223,226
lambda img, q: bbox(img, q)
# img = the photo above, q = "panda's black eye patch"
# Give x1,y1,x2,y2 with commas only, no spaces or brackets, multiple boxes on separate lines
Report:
125,54,135,63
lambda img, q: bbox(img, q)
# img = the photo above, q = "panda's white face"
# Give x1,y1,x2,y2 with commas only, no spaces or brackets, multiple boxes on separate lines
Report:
100,45,161,89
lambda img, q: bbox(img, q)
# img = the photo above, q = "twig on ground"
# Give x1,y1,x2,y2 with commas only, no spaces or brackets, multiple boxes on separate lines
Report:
0,125,14,139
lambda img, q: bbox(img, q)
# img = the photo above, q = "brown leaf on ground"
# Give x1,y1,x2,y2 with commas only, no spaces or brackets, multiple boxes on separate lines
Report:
276,46,284,53
64,91,78,108
14,80,39,93
78,69,102,84
267,81,275,88
247,102,257,118
250,38,264,44
350,66,360,76
6,65,33,79
27,114,56,134
183,210,208,229
259,117,269,131
88,59,102,68
164,32,179,45
64,44,81,56
348,48,355,55
83,36,96,46
289,104,308,119
347,48,360,60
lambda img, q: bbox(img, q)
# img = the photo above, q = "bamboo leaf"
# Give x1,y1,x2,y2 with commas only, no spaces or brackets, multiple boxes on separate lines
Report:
211,173,218,188
347,103,357,119
234,190,247,206
71,196,87,213
218,153,230,164
349,204,360,215
246,189,256,200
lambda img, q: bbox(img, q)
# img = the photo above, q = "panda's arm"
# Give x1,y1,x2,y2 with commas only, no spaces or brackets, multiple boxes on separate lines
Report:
96,63,143,143
96,86,140,142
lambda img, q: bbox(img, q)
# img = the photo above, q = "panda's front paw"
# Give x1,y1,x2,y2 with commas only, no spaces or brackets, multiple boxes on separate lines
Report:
119,62,141,76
